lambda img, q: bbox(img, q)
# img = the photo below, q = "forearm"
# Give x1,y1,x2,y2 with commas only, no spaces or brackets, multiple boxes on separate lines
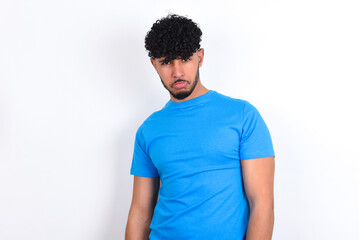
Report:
125,208,153,240
245,205,274,240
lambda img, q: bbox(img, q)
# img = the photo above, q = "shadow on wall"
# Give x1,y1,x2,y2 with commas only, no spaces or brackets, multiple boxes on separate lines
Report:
95,27,160,240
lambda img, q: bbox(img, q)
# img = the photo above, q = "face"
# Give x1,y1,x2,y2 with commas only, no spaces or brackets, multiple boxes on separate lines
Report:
151,49,204,101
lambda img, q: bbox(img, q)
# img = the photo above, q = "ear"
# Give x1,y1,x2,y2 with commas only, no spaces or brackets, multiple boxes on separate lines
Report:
150,58,157,69
197,48,204,67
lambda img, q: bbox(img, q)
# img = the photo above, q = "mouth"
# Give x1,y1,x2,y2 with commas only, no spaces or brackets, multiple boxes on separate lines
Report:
172,80,188,89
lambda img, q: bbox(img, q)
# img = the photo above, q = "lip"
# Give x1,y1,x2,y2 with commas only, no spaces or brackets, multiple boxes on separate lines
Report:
173,81,188,89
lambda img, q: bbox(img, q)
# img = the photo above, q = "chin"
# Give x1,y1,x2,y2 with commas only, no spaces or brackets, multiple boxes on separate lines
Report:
171,89,193,100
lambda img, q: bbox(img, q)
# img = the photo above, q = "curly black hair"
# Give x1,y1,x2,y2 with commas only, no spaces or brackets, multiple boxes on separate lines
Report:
145,14,202,63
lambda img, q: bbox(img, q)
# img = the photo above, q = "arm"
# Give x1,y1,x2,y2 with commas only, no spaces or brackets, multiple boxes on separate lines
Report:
125,176,160,240
241,156,275,240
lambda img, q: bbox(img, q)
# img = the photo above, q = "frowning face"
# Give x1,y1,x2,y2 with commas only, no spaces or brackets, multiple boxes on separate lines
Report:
151,49,204,101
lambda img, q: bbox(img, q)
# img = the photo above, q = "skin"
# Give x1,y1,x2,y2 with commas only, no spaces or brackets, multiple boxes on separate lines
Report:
125,47,275,240
242,156,275,240
125,176,160,240
150,48,209,102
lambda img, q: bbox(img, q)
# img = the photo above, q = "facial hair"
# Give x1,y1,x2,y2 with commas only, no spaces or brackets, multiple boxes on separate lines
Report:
160,66,200,100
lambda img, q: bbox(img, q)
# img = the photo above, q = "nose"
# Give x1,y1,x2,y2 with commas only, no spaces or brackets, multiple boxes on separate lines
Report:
171,60,184,79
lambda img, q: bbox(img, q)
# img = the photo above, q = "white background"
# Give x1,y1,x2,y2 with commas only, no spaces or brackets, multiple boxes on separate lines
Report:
1,0,358,239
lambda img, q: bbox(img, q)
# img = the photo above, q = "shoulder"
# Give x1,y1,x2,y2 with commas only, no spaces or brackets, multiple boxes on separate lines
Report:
211,90,255,112
141,107,166,127
135,106,168,138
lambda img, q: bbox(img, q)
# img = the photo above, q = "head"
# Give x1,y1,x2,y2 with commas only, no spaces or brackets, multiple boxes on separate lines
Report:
145,14,205,101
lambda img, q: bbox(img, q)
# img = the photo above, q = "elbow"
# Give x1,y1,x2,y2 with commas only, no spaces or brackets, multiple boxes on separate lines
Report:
247,197,274,214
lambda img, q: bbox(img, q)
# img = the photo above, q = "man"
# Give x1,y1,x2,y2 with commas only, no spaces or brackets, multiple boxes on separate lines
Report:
125,14,275,240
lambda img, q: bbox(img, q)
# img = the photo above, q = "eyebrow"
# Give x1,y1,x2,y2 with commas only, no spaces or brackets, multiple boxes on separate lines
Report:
159,56,190,64
159,59,168,63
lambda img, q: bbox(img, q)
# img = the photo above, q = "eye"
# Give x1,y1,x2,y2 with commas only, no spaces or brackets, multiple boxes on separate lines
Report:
182,58,190,62
160,61,171,65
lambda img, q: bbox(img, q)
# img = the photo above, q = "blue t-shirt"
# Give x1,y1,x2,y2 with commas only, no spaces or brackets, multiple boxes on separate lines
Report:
130,90,275,240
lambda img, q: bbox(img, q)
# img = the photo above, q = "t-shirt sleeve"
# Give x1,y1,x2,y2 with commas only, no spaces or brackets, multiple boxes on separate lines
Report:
130,125,159,177
239,101,275,160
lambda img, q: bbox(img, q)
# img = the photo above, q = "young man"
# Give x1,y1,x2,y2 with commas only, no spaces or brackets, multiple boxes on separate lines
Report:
125,14,275,240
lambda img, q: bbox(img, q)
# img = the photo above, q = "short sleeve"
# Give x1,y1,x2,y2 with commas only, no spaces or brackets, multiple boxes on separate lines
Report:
239,101,275,160
130,125,159,177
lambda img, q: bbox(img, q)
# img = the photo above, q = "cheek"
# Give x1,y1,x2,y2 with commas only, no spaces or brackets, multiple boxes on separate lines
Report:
157,69,172,81
188,65,198,76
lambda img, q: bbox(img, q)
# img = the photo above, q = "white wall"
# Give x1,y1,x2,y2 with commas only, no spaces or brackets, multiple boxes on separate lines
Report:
1,0,358,239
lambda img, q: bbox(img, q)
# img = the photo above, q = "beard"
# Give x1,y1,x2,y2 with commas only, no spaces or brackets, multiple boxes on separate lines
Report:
160,67,200,100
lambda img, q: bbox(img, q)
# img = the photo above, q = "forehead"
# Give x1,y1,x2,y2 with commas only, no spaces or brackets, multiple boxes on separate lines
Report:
157,52,197,62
